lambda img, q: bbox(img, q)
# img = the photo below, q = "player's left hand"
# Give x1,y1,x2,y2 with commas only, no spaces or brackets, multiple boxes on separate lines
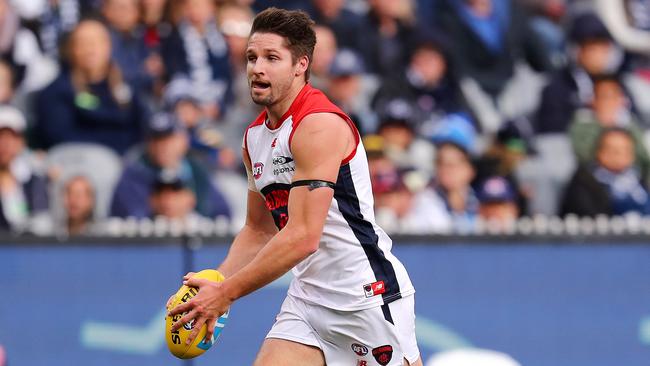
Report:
168,277,233,345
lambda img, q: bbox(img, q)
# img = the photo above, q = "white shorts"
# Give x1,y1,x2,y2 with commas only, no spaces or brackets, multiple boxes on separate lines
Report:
266,294,420,365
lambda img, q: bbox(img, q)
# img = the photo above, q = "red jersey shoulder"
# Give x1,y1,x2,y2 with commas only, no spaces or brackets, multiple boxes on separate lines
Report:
291,85,347,126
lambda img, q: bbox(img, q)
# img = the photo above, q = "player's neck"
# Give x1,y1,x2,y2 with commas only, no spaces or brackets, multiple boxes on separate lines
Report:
266,81,307,128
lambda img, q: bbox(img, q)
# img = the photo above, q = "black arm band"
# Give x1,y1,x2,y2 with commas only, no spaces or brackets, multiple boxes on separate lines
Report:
291,180,335,191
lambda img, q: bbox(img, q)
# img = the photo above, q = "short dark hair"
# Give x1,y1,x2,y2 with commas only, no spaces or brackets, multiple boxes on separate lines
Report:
250,7,316,80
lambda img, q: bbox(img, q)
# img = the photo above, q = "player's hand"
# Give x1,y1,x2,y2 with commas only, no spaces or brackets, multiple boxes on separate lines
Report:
168,276,232,345
165,272,196,309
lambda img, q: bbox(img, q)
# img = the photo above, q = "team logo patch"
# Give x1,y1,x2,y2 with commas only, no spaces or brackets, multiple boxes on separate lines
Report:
363,281,386,298
351,343,368,356
372,345,393,366
253,162,264,180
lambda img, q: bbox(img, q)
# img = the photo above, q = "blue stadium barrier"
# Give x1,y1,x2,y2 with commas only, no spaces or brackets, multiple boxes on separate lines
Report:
1,240,649,366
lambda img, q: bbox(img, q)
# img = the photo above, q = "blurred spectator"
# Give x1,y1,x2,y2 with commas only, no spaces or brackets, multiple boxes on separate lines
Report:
568,76,650,180
0,106,48,232
476,175,519,229
35,19,149,154
161,0,232,120
216,2,259,152
326,48,376,135
408,140,479,234
356,0,418,77
304,0,363,50
373,32,471,134
0,60,14,104
561,127,650,216
435,0,553,98
594,0,650,58
519,0,567,68
163,76,236,170
102,0,160,93
0,0,58,94
110,112,230,219
149,171,212,224
60,175,101,236
36,0,100,59
535,12,650,134
311,24,338,90
142,0,172,47
375,98,435,176
473,117,535,215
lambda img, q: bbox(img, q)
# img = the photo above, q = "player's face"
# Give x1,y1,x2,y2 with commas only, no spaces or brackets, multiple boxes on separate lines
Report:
246,32,302,107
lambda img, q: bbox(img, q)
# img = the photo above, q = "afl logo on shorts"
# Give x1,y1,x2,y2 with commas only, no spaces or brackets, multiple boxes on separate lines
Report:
253,162,264,180
351,343,368,356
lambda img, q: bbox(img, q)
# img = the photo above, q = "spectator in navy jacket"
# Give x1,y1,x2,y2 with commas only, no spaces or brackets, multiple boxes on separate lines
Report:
0,106,48,232
161,0,232,120
35,19,149,154
110,112,230,219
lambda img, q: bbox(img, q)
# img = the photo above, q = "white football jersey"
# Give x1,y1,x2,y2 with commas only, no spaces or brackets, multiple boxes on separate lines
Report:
244,84,414,311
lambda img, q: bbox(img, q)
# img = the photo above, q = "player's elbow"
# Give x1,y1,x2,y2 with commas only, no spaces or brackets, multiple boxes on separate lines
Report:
289,227,320,257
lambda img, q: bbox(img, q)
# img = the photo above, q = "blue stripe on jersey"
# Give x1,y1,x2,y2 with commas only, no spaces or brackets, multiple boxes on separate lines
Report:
333,164,402,304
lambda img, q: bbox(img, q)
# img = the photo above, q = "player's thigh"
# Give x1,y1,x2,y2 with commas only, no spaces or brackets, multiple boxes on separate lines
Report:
254,338,325,366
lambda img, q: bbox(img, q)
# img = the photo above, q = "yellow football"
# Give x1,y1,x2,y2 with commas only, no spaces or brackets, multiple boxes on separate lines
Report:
165,269,229,359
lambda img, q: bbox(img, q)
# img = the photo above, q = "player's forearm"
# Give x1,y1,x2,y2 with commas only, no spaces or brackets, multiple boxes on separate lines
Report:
220,225,318,301
217,223,275,278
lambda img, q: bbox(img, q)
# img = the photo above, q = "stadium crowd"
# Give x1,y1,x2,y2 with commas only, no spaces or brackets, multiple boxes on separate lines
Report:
1,0,650,236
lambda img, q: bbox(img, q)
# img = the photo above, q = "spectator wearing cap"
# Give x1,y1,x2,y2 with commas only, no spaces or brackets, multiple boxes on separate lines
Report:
476,175,519,229
373,31,471,134
561,127,650,217
109,112,230,219
161,0,232,120
149,171,214,227
375,98,436,177
163,76,237,170
35,19,150,154
0,105,49,232
473,117,535,215
568,75,650,180
535,12,650,133
404,116,479,233
326,48,376,135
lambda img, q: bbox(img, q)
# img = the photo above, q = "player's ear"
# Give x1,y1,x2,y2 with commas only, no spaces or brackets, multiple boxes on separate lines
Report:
295,55,309,77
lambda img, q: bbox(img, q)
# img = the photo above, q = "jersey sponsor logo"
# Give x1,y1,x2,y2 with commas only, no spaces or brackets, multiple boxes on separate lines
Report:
351,343,368,356
253,162,264,180
273,156,295,175
363,281,386,298
272,156,294,165
372,345,393,366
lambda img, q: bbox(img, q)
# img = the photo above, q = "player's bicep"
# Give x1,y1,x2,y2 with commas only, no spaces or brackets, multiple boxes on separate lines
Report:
285,114,353,242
